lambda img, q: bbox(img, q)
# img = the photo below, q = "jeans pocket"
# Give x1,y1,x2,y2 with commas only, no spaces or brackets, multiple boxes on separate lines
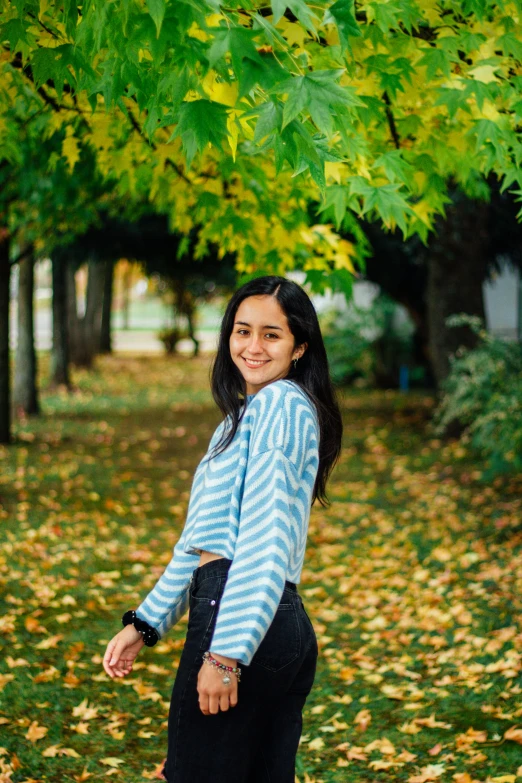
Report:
187,576,224,650
251,602,301,672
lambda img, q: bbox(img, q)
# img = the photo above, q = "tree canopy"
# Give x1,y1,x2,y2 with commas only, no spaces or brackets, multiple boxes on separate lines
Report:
2,0,522,294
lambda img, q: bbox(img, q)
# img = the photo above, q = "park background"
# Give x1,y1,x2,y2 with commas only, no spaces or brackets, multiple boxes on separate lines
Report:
1,2,522,783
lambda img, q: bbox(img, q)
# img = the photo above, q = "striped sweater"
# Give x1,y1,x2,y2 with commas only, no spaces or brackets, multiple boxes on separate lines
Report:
135,378,320,666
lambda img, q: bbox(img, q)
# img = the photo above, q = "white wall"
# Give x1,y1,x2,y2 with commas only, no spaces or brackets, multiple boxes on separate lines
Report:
483,260,520,341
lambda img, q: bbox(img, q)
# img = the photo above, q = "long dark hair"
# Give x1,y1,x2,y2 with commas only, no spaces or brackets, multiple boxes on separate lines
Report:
208,275,343,507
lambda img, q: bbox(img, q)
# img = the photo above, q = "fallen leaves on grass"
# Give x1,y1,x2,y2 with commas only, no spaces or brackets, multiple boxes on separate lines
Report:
1,356,521,782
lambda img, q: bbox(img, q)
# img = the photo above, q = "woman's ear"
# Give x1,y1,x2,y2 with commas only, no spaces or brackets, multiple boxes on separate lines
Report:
296,342,308,360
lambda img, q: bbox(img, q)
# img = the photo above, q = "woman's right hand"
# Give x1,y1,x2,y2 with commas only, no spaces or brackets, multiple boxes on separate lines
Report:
103,625,145,678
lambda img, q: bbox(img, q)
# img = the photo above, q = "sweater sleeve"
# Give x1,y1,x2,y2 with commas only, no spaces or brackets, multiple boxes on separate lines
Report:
134,419,227,638
134,522,199,638
208,385,313,666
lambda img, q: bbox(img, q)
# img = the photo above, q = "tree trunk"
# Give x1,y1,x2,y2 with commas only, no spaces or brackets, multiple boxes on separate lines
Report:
121,262,132,330
67,263,92,368
85,257,105,353
0,231,10,444
99,259,114,354
14,244,39,415
51,254,70,387
426,194,488,387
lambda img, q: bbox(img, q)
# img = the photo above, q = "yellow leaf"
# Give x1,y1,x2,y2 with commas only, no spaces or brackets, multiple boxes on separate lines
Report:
353,708,372,729
278,19,307,48
33,633,63,650
26,721,48,742
381,684,406,700
202,72,238,106
412,201,433,227
325,161,347,184
478,100,500,121
100,758,125,768
491,777,516,783
0,673,15,690
504,726,522,744
42,744,61,757
72,699,100,720
307,737,325,751
468,64,500,84
227,111,240,161
370,760,399,770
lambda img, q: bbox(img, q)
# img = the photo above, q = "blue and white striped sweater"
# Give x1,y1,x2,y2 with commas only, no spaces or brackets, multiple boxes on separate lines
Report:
135,378,320,666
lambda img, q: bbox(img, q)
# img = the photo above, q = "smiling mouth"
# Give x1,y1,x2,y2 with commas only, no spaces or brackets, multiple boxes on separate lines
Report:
242,357,270,367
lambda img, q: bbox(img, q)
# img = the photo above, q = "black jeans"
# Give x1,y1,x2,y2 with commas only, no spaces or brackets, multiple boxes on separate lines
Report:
162,557,318,783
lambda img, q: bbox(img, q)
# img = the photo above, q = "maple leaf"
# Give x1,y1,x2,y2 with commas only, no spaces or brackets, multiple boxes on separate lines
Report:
100,758,125,767
409,763,445,783
72,699,100,720
504,725,522,744
26,721,48,742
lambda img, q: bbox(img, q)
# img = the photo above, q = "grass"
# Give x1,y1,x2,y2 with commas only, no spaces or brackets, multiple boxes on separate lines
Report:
1,354,521,783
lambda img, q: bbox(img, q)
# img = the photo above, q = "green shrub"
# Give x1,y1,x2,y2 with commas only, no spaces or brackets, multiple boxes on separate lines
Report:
321,291,415,387
433,314,522,475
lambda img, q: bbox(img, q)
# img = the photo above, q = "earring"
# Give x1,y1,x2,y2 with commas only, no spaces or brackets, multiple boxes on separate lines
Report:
293,358,298,369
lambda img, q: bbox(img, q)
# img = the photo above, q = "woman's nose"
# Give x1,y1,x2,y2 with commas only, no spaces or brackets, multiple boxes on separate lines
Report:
248,335,264,352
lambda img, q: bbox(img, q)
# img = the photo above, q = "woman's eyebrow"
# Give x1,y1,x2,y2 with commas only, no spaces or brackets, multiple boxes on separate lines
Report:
234,321,283,331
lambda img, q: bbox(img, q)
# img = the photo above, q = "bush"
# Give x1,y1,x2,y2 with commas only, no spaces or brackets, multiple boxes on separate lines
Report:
321,291,415,387
157,326,189,354
433,314,522,475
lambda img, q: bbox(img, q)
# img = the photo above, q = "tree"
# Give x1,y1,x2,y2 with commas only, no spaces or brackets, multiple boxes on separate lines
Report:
55,212,237,359
13,242,39,415
3,1,521,284
360,181,522,384
50,251,70,387
0,227,9,444
2,0,522,442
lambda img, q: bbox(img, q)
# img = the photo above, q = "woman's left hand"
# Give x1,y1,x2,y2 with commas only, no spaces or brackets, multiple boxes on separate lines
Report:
197,653,239,715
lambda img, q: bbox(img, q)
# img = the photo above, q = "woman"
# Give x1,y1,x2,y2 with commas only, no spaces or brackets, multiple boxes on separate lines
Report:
103,275,343,783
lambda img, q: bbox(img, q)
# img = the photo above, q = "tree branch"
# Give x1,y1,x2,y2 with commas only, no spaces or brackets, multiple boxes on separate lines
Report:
123,104,194,185
383,92,401,149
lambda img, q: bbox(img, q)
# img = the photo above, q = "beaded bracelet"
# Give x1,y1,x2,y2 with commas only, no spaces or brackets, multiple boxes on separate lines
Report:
122,609,160,647
203,651,242,683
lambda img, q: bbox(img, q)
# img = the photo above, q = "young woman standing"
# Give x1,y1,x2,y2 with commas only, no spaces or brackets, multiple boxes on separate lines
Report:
103,276,343,783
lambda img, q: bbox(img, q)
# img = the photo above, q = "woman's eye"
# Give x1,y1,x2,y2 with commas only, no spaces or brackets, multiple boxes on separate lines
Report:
236,330,278,338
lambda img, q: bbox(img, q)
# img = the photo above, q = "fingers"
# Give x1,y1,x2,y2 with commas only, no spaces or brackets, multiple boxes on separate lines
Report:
198,685,238,714
103,641,132,679
197,663,240,715
103,641,117,677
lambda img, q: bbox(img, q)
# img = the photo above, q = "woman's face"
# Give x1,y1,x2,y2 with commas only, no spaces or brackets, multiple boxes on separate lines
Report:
229,295,307,395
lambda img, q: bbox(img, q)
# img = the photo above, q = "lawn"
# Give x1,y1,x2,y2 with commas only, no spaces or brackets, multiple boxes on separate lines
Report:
1,355,521,783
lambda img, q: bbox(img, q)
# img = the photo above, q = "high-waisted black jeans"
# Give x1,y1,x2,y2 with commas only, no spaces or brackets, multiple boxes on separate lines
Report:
161,557,318,783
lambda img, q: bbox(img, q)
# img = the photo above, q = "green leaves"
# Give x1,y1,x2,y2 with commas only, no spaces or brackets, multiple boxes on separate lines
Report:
173,99,228,166
147,0,166,37
207,27,264,81
327,0,361,53
31,45,80,98
3,0,522,267
270,0,320,31
349,177,413,233
272,69,364,135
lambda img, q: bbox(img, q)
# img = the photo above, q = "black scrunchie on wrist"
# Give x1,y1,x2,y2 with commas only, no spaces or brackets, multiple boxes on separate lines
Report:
122,610,160,647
